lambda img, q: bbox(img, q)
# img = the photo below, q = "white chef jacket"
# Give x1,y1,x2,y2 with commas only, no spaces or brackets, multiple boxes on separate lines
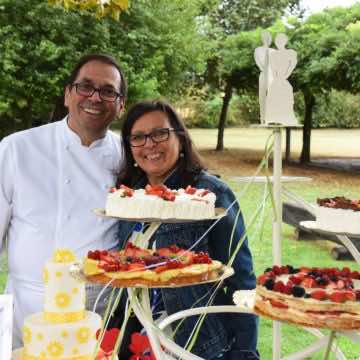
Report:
0,118,124,348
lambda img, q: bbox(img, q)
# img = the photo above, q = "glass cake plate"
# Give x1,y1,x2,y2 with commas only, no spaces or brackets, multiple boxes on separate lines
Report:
300,220,360,238
93,207,227,223
70,262,234,289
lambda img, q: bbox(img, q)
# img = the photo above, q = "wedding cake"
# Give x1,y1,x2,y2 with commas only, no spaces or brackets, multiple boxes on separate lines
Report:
20,249,102,359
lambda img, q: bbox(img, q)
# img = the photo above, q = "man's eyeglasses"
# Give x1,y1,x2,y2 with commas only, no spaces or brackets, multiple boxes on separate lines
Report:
127,128,178,147
71,82,121,102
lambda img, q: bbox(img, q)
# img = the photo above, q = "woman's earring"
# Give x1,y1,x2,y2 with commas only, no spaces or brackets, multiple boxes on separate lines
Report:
179,152,184,158
134,162,138,167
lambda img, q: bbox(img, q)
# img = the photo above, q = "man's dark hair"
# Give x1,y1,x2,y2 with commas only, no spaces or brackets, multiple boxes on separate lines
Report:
118,100,206,188
67,53,127,99
51,54,127,122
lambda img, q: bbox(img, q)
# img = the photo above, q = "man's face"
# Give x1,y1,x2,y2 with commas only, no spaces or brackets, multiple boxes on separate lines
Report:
64,60,123,144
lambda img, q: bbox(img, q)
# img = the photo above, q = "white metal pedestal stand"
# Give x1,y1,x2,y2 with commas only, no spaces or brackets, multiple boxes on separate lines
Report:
272,127,283,360
270,127,345,360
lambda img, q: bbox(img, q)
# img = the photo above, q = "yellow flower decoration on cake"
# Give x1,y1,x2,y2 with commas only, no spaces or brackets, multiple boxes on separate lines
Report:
53,249,76,263
43,268,49,284
76,326,91,344
47,341,64,357
55,292,71,308
23,326,32,344
37,332,44,341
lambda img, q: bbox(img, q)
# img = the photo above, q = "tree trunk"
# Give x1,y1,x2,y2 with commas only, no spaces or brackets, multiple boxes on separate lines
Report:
300,88,315,164
216,80,233,151
285,128,291,163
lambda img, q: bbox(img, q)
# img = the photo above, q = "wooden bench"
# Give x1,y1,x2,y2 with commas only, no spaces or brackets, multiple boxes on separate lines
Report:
282,201,360,260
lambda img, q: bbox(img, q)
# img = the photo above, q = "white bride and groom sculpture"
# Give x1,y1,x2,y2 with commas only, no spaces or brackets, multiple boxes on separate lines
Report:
255,31,298,126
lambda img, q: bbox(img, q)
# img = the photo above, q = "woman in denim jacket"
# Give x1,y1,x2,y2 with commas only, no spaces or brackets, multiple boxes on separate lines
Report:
114,100,259,359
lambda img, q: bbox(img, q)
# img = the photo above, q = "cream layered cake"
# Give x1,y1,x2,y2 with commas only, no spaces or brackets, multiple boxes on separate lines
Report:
315,196,360,234
105,184,216,220
255,265,360,330
83,243,224,287
20,249,102,360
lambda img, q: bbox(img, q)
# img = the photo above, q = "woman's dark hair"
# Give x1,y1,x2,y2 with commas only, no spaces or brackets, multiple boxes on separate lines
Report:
67,53,127,99
118,100,206,188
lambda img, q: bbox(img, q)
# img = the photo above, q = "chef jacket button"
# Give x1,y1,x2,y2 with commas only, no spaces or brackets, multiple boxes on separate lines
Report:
65,145,70,150
67,215,71,220
65,179,71,184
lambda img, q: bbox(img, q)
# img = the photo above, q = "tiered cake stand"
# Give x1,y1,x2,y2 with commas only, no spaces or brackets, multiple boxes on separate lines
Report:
76,208,252,360
243,125,360,360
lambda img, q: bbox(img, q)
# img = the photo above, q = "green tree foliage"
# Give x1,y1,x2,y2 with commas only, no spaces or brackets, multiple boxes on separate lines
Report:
290,3,360,161
201,0,299,150
0,0,208,138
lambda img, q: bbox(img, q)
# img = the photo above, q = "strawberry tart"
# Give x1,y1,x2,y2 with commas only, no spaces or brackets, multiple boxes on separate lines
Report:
315,196,360,234
105,184,216,220
83,243,226,287
255,265,360,330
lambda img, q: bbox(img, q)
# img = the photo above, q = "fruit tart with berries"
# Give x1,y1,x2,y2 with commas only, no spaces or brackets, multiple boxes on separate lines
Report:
83,243,229,287
255,265,360,330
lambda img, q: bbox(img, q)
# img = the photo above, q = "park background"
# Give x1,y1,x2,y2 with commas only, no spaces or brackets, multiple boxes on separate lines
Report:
1,0,360,358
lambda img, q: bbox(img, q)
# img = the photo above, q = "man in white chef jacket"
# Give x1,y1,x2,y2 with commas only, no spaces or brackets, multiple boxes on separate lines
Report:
0,53,126,348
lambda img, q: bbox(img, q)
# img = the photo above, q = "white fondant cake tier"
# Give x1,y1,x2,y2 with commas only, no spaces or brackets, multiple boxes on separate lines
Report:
315,205,360,234
43,260,86,321
106,187,216,220
23,311,102,359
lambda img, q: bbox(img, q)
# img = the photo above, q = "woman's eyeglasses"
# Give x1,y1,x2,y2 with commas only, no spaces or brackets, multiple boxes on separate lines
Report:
127,128,178,147
71,82,121,102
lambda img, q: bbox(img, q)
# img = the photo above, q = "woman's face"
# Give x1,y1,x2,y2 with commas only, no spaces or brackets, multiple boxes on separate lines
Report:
130,110,181,185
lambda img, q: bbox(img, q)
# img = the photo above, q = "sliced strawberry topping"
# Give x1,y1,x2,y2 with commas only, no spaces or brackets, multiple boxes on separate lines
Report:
199,190,210,197
311,290,328,301
328,292,347,303
344,291,356,302
120,184,134,197
128,263,146,271
162,191,176,201
185,185,197,195
270,299,288,309
289,275,302,285
301,277,317,289
257,274,270,286
192,252,212,264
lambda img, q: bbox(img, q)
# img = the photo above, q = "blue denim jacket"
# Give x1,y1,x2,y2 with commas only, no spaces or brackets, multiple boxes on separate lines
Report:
116,170,258,359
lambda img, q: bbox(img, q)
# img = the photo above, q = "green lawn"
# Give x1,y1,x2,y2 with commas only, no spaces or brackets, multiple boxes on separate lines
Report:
1,179,359,358
1,126,360,358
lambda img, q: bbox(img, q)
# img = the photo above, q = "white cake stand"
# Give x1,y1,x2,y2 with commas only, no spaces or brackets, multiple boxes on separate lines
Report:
88,209,233,360
300,221,360,264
